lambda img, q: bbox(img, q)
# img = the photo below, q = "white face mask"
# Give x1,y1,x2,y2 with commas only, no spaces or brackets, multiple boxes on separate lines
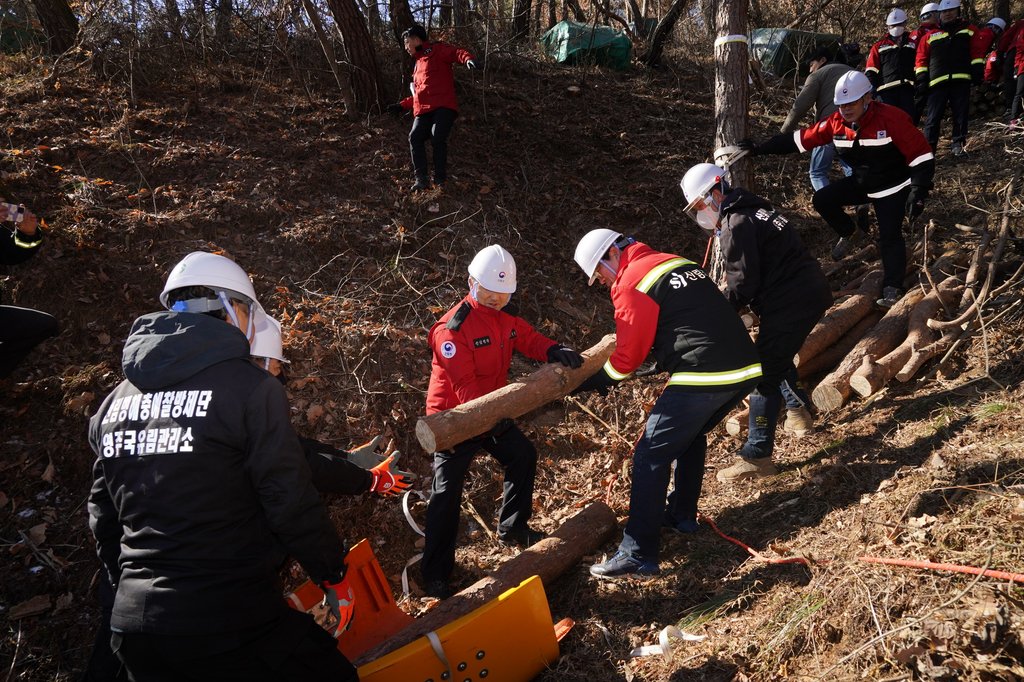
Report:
695,204,721,234
889,25,906,37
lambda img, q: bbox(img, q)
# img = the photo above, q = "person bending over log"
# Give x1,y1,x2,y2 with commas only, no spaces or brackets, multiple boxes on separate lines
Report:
738,70,935,309
571,230,761,579
421,245,583,599
680,163,832,483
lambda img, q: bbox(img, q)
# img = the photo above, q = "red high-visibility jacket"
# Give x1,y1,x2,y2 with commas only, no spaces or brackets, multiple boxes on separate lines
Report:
996,19,1024,54
426,295,554,414
1015,28,1024,75
915,20,986,87
399,41,474,117
866,33,918,91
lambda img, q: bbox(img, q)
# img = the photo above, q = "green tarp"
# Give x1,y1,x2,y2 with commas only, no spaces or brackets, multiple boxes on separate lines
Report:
541,20,632,71
750,28,841,79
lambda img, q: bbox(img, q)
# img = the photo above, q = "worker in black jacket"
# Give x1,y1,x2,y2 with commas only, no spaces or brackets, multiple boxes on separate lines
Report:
681,164,832,482
0,202,58,378
866,8,920,118
87,252,358,682
741,70,936,308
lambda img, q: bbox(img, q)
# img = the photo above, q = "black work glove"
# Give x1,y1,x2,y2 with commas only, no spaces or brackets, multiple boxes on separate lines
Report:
385,103,404,116
906,186,927,220
547,344,584,369
487,418,514,439
971,63,983,86
572,371,615,397
466,59,480,70
736,138,760,156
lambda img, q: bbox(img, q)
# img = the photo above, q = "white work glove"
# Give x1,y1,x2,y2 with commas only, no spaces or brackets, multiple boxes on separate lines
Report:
347,436,416,481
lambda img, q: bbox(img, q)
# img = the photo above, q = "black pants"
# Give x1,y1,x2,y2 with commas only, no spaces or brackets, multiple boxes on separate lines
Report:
409,108,457,183
421,425,537,583
112,609,356,682
923,81,971,150
80,579,127,682
878,85,916,120
0,304,58,378
1010,73,1024,121
813,177,910,290
1004,49,1019,114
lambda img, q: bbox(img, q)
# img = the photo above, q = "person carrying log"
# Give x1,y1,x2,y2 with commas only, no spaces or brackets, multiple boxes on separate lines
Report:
680,163,832,482
385,24,479,192
571,230,761,578
421,245,583,599
865,8,920,118
738,70,935,309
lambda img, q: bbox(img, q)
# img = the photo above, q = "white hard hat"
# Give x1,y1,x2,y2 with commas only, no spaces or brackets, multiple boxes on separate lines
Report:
680,163,727,204
887,8,908,25
574,229,622,286
834,71,873,105
468,245,517,294
920,2,939,15
937,0,959,11
987,17,1006,31
159,251,261,310
250,310,289,363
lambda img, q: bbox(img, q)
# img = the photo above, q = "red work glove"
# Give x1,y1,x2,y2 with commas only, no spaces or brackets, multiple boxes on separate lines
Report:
369,453,412,496
321,576,356,636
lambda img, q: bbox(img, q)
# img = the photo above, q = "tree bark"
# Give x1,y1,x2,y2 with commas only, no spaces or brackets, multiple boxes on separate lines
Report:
300,0,356,115
354,501,618,665
794,270,882,368
564,0,586,22
29,0,78,54
712,0,751,188
416,335,616,453
327,0,385,112
849,277,961,398
797,311,882,380
641,0,690,65
811,288,927,412
389,0,416,45
215,0,232,44
512,0,532,40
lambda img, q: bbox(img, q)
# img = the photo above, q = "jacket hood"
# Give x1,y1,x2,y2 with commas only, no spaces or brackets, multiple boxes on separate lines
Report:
720,187,773,216
122,312,251,390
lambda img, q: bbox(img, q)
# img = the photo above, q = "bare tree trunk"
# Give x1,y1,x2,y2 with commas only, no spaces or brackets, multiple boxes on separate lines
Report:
300,0,357,116
713,0,751,188
626,0,642,26
642,0,690,65
327,0,385,112
29,0,78,53
215,0,232,44
564,0,586,22
454,0,470,26
547,0,556,29
995,0,1009,23
389,0,415,43
512,0,532,40
440,0,453,26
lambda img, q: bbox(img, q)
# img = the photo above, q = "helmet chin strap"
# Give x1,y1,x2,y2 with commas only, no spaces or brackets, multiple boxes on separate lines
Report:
468,277,480,302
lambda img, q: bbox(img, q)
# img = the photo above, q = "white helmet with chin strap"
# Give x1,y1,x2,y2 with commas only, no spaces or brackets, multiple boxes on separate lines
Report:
681,163,729,235
834,70,873,105
160,251,262,340
468,244,517,294
574,228,623,286
250,310,290,365
886,8,908,25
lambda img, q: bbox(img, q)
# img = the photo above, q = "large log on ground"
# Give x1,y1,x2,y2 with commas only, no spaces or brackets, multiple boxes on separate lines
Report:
811,287,926,412
849,277,962,398
795,270,882,368
797,310,883,380
416,334,616,453
354,501,617,665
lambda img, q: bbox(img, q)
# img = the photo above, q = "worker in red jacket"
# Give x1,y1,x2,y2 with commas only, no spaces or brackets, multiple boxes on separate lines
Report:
386,24,478,192
914,0,986,155
909,3,939,44
572,231,761,579
866,8,920,118
999,18,1024,118
973,17,1006,57
1010,26,1024,123
421,245,582,599
741,71,936,308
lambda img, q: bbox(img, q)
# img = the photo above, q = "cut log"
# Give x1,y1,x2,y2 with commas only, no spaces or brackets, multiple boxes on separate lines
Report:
811,287,926,412
849,277,962,398
797,311,882,379
416,335,616,453
354,501,618,665
795,270,882,368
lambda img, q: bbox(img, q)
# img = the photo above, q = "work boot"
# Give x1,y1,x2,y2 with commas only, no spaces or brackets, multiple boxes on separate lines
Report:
831,229,866,261
951,141,966,157
589,551,660,579
783,407,814,437
497,526,546,548
662,515,700,535
411,176,430,192
876,286,905,309
425,580,452,600
716,457,779,483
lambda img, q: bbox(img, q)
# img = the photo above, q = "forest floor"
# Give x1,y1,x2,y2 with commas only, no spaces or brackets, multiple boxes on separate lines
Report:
1,46,1023,681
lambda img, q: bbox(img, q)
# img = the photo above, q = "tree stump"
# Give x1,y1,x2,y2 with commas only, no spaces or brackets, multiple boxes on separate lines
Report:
416,335,616,453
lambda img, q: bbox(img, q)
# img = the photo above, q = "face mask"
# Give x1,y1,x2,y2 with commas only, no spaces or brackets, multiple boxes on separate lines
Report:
889,26,906,37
